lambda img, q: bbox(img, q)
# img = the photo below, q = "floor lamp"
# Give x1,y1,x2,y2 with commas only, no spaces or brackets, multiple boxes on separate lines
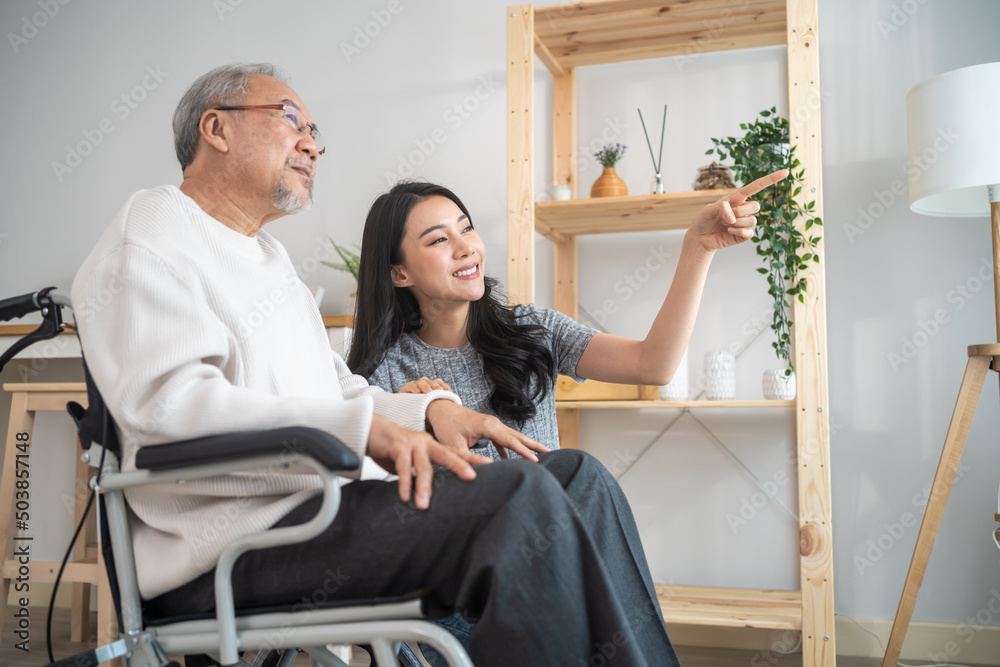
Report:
882,61,1000,666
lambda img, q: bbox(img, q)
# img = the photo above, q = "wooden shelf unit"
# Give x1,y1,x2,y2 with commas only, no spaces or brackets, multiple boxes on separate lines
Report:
506,1,834,664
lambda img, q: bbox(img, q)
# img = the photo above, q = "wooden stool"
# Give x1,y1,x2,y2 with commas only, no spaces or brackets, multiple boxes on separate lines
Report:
0,382,115,652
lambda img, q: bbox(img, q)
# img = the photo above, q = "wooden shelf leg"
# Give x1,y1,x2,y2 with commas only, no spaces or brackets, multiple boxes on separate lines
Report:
506,4,535,307
70,445,91,642
881,353,992,667
556,407,579,449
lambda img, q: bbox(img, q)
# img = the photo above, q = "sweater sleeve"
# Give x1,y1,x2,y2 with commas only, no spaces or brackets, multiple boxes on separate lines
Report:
73,243,378,468
334,351,462,433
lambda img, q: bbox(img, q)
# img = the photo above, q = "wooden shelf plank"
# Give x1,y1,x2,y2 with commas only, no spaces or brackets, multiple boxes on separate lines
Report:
3,382,87,392
657,584,802,629
321,314,355,328
555,399,795,409
535,189,733,238
535,0,786,68
0,324,76,336
555,376,658,401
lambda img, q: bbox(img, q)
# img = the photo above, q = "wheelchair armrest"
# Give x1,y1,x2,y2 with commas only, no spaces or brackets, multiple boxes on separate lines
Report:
133,426,360,473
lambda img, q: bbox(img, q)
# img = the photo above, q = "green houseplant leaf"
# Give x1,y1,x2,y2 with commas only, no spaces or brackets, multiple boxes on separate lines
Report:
708,109,822,371
322,239,362,297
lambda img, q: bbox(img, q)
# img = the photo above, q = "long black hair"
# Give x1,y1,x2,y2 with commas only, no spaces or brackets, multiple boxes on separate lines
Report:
347,182,554,425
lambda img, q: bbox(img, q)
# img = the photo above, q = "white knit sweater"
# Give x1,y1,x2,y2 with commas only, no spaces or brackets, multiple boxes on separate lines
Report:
71,185,459,599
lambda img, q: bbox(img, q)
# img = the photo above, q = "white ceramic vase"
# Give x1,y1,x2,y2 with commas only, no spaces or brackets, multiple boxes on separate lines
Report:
658,348,689,401
703,350,736,400
762,369,796,400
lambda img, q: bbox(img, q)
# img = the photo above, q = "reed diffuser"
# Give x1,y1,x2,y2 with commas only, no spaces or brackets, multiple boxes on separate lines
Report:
638,104,667,194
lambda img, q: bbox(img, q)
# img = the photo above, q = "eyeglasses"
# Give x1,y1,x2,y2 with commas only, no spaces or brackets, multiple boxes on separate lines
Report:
214,103,325,155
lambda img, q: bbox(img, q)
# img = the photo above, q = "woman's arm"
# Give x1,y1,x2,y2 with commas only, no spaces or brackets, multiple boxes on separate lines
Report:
575,170,788,386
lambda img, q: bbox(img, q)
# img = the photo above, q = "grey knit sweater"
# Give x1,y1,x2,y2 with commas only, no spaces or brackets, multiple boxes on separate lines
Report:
368,305,597,459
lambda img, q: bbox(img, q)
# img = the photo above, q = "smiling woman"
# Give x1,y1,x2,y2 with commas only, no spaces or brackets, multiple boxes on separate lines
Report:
348,182,563,446
348,174,787,461
347,175,786,667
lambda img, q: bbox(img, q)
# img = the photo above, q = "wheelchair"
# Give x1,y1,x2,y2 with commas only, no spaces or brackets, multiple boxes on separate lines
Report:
0,287,472,667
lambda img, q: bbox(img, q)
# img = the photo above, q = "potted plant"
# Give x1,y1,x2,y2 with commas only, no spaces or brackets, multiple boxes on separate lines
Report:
321,239,361,297
591,143,628,197
707,107,822,398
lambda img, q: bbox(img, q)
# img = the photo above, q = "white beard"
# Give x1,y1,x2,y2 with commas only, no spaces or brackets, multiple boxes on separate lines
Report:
272,173,313,214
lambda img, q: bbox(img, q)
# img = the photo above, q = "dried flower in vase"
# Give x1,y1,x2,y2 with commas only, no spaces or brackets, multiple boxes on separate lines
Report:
593,143,627,168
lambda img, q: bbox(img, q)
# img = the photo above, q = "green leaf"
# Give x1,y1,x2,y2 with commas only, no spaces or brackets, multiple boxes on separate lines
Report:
798,294,805,304
756,267,768,274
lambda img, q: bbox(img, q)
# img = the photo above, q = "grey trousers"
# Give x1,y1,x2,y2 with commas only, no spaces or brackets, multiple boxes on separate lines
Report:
148,449,681,667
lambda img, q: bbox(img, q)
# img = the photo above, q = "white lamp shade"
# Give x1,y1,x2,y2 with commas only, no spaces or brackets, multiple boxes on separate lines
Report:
906,61,1000,217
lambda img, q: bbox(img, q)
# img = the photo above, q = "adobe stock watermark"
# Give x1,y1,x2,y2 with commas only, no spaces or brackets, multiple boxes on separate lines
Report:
876,0,930,40
15,334,75,383
577,597,663,667
725,413,844,534
7,0,72,54
212,0,243,21
51,65,169,183
886,255,993,372
381,73,501,185
340,0,411,63
749,629,800,667
520,512,572,565
927,588,1000,664
843,126,959,244
543,116,629,200
262,566,352,650
587,245,673,326
853,463,971,575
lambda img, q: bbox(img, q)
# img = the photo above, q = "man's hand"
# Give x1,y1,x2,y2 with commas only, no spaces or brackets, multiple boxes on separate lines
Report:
398,377,452,394
689,169,789,252
425,399,550,461
367,414,492,510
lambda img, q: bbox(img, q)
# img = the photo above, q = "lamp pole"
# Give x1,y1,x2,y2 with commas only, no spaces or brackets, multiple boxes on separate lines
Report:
882,184,1000,665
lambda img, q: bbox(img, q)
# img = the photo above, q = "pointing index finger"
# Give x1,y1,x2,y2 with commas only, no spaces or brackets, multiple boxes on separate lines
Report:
735,169,789,202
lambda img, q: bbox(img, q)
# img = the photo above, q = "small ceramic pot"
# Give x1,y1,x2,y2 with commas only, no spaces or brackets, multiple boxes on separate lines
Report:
762,369,796,400
704,350,735,400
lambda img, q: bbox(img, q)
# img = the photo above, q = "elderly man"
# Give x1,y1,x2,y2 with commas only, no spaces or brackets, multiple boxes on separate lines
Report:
71,63,680,666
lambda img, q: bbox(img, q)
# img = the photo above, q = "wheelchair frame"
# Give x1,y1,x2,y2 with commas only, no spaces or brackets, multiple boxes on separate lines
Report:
0,288,473,667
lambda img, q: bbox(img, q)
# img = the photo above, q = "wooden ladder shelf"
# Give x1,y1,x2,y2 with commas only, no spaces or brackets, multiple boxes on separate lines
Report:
505,1,834,664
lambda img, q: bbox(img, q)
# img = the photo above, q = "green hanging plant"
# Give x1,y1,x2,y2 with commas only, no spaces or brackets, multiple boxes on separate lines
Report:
707,107,823,373
321,239,361,297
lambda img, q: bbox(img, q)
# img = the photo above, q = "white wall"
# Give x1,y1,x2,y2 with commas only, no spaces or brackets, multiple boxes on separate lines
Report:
1,0,997,635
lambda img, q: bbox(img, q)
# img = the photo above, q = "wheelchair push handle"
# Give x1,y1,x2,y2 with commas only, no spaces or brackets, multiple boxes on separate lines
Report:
0,291,43,322
0,286,71,322
0,287,73,374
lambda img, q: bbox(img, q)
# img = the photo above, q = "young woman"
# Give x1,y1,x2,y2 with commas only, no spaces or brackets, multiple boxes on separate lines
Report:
348,173,786,460
347,174,784,667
